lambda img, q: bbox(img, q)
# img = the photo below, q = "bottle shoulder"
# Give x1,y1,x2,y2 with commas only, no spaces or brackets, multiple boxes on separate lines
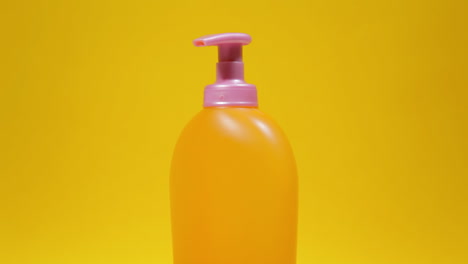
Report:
172,107,296,170
179,107,290,146
192,107,282,133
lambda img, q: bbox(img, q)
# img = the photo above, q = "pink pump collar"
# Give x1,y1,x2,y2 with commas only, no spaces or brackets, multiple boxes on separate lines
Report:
193,33,258,107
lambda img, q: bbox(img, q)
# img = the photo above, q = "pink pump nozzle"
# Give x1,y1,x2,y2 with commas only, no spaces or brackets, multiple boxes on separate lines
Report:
193,33,257,107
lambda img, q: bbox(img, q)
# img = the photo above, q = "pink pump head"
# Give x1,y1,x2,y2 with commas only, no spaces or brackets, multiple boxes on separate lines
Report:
193,33,258,107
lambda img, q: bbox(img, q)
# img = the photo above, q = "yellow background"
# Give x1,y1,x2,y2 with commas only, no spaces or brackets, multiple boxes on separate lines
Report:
1,0,467,263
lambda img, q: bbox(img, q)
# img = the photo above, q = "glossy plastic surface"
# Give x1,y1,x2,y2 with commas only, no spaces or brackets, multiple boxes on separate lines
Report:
170,107,297,264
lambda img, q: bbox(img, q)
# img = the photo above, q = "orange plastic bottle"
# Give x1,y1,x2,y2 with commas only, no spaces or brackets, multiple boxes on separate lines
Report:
170,33,297,264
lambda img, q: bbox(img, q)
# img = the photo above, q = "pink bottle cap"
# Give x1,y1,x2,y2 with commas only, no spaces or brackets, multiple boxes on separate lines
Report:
193,33,258,107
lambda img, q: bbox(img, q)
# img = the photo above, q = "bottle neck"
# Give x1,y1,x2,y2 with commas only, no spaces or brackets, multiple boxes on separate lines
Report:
203,85,258,107
204,44,256,107
203,67,257,108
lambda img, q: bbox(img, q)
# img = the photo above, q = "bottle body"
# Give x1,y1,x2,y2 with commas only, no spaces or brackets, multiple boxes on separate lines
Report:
170,107,297,264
